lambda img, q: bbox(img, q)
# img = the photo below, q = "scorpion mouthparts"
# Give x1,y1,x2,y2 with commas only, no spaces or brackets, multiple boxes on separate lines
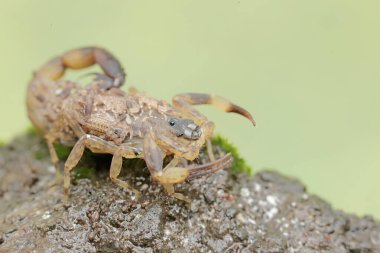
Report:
192,126,202,139
183,123,202,140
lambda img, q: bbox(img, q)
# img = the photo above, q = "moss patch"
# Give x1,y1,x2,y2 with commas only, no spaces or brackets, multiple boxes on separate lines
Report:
212,134,253,175
34,150,47,160
74,166,96,180
53,145,96,180
53,143,72,160
26,126,37,136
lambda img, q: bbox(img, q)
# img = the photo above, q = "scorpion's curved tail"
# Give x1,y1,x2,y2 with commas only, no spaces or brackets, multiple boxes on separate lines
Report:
32,47,126,87
26,47,125,134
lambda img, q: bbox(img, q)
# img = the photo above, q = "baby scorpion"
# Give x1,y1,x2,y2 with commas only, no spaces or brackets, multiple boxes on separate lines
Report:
26,47,255,202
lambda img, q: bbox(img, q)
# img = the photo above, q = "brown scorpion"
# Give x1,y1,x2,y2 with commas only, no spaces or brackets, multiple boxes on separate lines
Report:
26,47,255,202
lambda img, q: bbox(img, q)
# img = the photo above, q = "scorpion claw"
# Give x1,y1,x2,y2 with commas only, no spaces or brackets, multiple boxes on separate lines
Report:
227,103,256,126
155,167,190,184
187,153,233,180
173,93,256,126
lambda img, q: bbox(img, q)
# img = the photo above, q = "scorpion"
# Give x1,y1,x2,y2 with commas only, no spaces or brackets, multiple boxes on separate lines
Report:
26,47,255,202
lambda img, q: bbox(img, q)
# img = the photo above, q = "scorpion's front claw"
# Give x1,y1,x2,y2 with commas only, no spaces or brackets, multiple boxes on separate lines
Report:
187,153,233,180
154,153,233,203
154,153,233,184
154,167,190,184
153,168,191,203
173,93,256,126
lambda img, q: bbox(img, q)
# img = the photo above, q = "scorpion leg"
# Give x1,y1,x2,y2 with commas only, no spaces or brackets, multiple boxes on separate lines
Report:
45,134,59,170
206,139,215,162
172,93,256,126
35,47,125,88
63,134,139,196
162,184,191,203
63,135,87,195
110,151,141,198
43,118,69,184
44,134,63,187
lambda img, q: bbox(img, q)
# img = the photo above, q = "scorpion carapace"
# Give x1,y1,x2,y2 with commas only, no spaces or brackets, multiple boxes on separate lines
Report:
26,47,255,202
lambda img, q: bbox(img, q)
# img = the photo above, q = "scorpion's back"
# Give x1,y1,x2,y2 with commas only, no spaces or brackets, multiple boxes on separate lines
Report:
26,78,79,136
68,87,175,145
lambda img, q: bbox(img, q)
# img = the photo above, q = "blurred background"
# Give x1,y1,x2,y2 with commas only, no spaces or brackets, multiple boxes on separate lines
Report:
0,0,379,217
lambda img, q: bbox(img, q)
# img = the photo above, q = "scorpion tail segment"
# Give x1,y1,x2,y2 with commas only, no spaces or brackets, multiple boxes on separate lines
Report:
35,47,126,88
92,48,126,87
187,153,233,181
35,57,65,80
173,93,256,126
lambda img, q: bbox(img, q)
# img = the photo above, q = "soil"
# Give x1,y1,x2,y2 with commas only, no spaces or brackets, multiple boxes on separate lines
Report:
1,133,380,253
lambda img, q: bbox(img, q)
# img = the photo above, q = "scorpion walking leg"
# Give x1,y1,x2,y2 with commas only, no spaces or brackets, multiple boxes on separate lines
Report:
162,184,191,203
206,139,215,162
110,151,141,198
63,134,140,196
45,135,59,169
45,134,63,187
44,120,66,184
63,135,88,195
35,47,125,88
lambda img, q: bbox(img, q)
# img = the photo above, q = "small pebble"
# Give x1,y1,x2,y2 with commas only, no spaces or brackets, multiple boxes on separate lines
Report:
140,184,148,191
240,188,250,197
225,207,237,219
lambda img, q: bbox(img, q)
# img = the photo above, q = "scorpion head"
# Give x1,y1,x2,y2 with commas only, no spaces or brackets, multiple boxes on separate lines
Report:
147,115,213,161
167,118,202,140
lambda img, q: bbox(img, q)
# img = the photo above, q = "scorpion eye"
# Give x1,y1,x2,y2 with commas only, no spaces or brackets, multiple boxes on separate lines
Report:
169,119,176,126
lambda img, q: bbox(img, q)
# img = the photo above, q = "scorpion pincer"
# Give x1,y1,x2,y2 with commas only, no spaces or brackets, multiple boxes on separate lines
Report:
26,47,255,202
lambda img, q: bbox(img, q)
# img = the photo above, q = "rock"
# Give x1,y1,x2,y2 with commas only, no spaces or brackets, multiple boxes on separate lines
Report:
0,133,380,252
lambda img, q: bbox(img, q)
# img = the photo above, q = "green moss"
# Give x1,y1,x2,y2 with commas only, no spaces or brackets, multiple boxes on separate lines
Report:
212,135,253,175
0,140,5,147
53,143,72,160
26,126,37,136
74,166,96,179
34,150,46,160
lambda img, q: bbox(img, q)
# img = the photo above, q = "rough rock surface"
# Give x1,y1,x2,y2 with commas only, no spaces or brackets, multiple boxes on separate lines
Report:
1,133,380,253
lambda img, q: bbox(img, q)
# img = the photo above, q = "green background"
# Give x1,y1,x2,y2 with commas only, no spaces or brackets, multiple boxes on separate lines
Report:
1,0,379,218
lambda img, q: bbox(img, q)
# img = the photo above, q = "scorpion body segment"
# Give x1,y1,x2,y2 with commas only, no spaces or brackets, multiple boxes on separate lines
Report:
26,47,255,202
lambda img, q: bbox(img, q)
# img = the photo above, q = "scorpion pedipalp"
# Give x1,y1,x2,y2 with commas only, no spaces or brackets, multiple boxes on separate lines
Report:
187,152,233,180
173,93,256,126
